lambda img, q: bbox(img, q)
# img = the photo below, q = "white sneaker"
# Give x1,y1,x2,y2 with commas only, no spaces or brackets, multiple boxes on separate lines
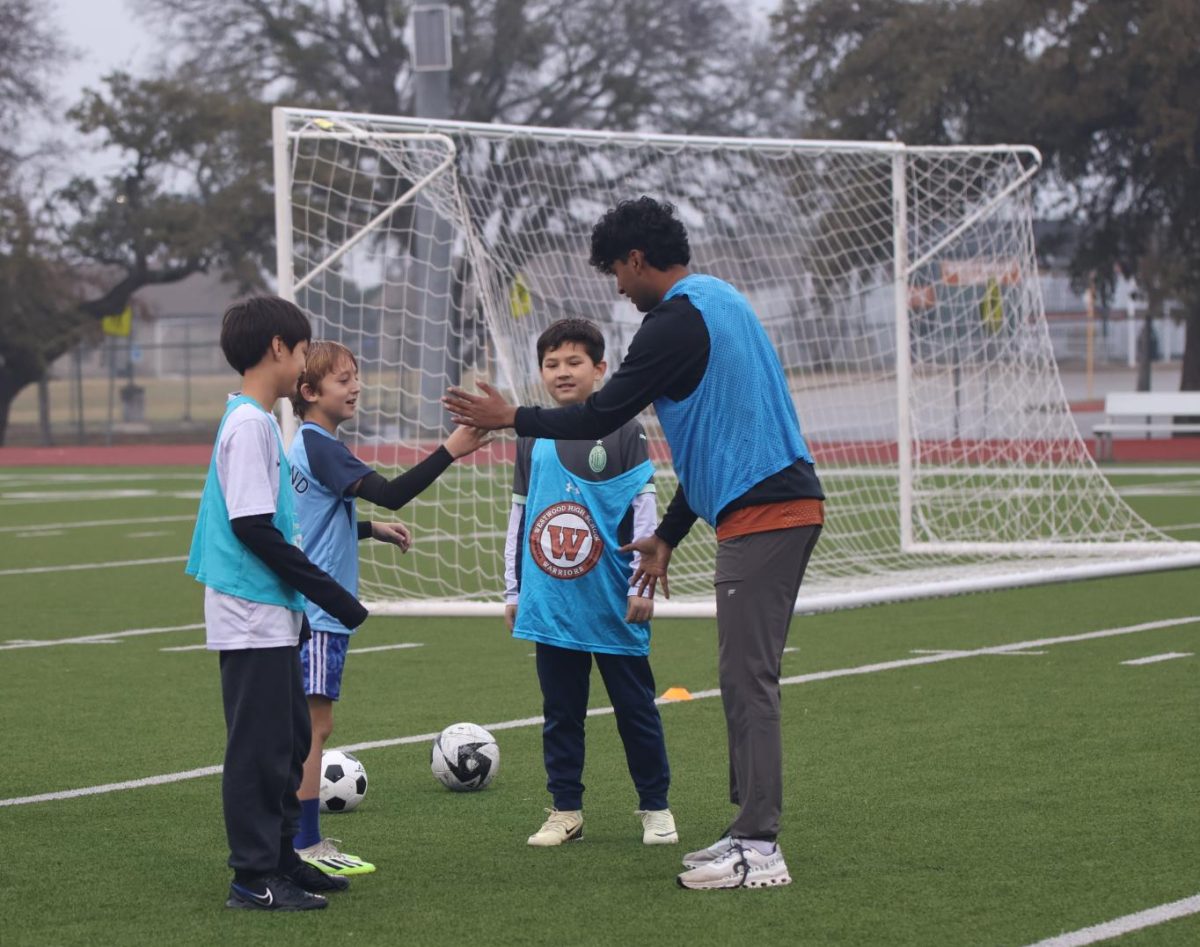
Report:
676,840,791,890
681,835,735,869
636,809,678,845
527,808,584,847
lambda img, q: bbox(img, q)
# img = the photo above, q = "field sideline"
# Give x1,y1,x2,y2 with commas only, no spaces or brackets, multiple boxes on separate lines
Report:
1,465,1197,946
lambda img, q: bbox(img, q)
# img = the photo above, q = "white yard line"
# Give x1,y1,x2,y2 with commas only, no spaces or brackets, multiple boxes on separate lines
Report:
0,515,195,534
1,624,204,651
1120,652,1194,666
1023,894,1200,947
911,648,1045,655
3,614,1195,808
350,642,425,654
1161,521,1200,533
1116,483,1200,498
160,645,208,652
0,490,200,506
0,555,187,577
0,472,203,483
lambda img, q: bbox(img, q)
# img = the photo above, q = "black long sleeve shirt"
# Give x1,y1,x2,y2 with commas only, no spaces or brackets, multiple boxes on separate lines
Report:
230,514,369,629
513,291,823,547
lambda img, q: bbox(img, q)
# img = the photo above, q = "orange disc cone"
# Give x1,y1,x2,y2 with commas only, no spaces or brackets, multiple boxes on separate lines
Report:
660,686,693,701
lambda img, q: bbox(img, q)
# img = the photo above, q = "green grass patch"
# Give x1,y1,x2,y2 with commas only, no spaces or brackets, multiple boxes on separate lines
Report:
1,464,1198,945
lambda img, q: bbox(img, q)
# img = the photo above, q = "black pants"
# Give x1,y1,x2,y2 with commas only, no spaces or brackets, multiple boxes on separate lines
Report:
535,641,670,812
219,645,310,877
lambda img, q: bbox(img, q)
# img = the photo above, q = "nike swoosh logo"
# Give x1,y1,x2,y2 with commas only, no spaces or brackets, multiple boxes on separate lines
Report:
234,884,273,906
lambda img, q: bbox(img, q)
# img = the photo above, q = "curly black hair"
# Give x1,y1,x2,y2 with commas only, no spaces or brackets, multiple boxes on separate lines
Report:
588,196,691,274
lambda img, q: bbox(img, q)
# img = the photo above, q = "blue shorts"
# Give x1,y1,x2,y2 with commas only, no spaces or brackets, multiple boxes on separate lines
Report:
300,630,351,700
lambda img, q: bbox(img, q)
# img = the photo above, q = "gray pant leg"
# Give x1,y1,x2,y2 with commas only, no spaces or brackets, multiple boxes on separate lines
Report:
715,525,821,841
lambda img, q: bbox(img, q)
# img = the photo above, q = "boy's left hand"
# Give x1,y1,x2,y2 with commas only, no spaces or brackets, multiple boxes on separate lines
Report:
371,521,412,552
625,594,654,623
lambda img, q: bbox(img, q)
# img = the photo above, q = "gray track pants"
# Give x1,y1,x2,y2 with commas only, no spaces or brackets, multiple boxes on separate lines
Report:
714,524,821,841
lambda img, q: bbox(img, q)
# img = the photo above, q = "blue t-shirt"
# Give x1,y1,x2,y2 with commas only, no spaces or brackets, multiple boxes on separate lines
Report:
287,422,374,634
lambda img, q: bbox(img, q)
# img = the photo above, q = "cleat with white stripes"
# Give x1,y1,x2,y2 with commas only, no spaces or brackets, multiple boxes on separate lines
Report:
296,838,376,876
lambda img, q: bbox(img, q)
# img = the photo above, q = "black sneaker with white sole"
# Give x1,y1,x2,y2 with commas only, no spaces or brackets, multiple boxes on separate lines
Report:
284,861,351,893
225,875,329,911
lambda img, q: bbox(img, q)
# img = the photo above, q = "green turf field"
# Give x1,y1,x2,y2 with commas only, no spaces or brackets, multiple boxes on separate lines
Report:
1,465,1197,946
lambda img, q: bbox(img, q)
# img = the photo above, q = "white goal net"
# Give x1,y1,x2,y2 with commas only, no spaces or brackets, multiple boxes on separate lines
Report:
272,107,1200,615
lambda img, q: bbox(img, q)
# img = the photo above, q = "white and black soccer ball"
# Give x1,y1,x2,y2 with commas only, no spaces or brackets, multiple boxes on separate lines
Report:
430,722,500,792
319,749,368,812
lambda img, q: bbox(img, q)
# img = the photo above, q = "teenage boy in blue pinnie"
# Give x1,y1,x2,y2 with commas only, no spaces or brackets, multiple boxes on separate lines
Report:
187,296,369,912
287,340,490,876
504,318,677,848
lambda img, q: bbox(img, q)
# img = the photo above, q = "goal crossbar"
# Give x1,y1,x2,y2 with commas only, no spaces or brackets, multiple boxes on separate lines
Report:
272,107,1194,615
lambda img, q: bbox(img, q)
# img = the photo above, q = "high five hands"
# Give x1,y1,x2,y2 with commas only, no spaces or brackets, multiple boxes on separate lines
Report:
443,383,518,431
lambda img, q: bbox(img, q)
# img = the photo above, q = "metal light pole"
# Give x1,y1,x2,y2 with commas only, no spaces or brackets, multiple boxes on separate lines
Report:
411,4,456,438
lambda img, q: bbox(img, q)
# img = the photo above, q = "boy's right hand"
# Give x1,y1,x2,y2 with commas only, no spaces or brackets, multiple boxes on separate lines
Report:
504,603,517,632
445,425,492,459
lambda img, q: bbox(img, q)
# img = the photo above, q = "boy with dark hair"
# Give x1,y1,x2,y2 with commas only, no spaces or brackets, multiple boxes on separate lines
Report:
505,317,676,848
287,340,489,875
446,197,825,890
187,296,370,911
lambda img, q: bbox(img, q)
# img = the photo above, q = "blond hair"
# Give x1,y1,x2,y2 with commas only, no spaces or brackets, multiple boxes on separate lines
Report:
291,340,358,418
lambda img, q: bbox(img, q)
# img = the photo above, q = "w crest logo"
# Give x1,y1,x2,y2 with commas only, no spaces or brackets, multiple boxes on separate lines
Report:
547,525,588,561
529,501,603,579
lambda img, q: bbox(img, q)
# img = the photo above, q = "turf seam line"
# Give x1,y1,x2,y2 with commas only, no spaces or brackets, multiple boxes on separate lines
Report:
3,614,1195,809
1022,893,1200,946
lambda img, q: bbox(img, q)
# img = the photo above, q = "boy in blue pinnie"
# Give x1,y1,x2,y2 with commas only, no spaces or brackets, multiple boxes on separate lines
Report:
288,340,489,875
504,318,676,847
187,297,368,912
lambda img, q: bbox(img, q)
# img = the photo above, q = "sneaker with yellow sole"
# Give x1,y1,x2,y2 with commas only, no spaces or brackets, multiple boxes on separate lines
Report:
295,838,376,876
527,808,584,847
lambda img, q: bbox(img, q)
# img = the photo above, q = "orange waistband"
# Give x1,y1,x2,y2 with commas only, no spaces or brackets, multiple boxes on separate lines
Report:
716,498,825,542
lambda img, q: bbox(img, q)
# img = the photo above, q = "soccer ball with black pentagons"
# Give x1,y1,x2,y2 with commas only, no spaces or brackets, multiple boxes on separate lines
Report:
319,749,368,812
430,722,500,792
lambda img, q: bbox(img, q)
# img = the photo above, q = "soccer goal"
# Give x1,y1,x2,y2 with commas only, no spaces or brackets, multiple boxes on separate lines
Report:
271,107,1200,616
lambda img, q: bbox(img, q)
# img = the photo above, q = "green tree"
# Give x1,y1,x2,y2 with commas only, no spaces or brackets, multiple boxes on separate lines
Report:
0,190,86,445
0,0,83,444
57,72,276,321
139,0,769,134
772,0,1200,394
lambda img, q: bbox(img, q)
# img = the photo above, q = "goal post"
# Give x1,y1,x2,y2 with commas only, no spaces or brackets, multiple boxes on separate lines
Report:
271,106,1200,616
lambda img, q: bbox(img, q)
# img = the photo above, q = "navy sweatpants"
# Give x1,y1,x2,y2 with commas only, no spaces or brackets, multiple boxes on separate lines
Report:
535,641,670,811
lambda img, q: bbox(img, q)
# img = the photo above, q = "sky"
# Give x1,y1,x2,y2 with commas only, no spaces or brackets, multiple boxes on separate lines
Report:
51,0,149,103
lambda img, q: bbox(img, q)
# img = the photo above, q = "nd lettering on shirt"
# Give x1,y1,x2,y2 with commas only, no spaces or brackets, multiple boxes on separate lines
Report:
514,438,654,657
286,421,375,635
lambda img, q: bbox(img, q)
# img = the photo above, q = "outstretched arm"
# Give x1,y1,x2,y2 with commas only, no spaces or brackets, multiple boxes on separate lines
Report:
353,427,490,511
444,298,710,440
